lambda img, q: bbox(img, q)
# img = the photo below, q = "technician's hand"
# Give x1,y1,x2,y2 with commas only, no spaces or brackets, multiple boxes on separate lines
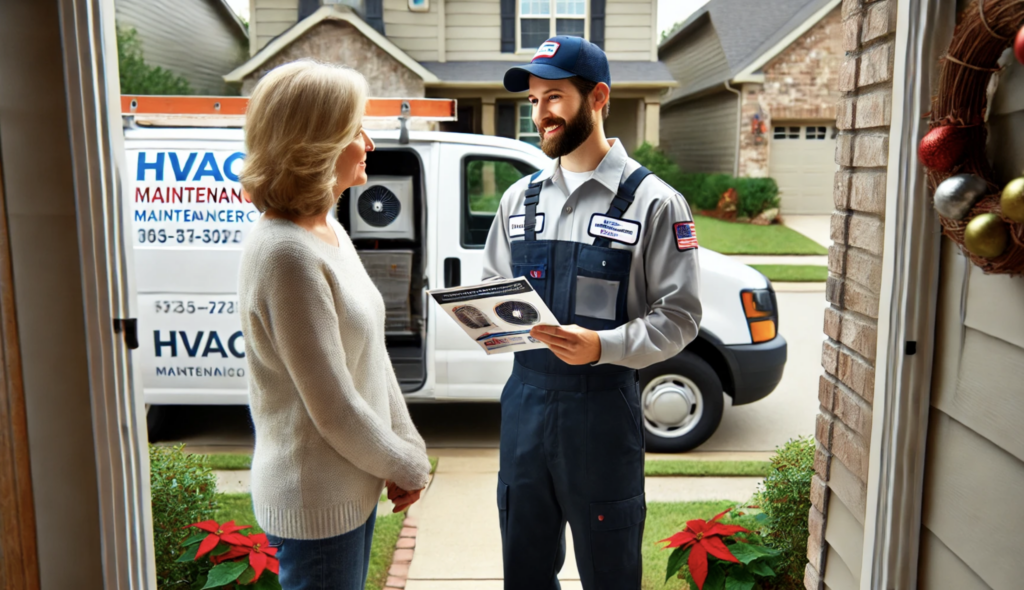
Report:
529,324,602,365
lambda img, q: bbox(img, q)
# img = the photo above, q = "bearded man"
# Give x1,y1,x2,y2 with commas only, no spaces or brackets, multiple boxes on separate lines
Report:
481,36,703,590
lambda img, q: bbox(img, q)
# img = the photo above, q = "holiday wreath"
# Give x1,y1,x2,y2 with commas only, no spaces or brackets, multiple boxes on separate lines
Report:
918,0,1024,273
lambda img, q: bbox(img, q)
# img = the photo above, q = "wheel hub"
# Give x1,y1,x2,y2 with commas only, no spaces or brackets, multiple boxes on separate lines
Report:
642,374,703,438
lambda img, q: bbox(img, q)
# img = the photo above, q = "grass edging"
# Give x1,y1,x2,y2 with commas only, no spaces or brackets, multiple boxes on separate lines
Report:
694,215,829,255
748,264,828,283
644,460,770,477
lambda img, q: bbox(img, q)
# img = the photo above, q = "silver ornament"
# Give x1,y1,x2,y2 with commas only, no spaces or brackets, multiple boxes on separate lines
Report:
934,174,988,220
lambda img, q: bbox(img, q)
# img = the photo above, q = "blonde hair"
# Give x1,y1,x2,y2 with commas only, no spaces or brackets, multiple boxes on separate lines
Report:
240,60,368,216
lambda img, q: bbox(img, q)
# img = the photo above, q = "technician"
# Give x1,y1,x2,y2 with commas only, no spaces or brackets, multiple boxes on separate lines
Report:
482,36,703,590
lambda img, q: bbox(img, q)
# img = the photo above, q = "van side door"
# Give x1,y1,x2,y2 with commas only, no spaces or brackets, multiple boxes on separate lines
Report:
434,143,543,399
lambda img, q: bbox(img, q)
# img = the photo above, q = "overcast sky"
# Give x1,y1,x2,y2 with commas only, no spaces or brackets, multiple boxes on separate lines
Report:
224,0,708,38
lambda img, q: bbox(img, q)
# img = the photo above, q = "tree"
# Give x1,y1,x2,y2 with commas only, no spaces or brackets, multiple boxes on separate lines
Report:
116,25,193,95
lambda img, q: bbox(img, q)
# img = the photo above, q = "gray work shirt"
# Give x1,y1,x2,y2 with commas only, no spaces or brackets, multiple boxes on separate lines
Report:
482,139,702,370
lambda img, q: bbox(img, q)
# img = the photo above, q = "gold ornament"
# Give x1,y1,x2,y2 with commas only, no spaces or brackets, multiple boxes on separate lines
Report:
964,213,1009,259
1001,177,1024,223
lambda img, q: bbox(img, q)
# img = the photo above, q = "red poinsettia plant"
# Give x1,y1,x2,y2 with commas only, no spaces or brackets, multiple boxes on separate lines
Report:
658,508,780,590
177,519,282,590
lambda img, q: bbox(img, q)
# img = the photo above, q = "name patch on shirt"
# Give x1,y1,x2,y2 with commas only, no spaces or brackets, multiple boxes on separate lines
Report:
533,42,560,60
674,221,698,251
588,214,641,245
509,213,546,237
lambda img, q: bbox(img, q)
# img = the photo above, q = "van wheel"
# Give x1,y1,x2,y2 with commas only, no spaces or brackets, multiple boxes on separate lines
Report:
146,404,166,441
639,351,723,453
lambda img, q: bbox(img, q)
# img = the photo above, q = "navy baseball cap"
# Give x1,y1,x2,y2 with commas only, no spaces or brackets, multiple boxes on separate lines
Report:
503,36,611,93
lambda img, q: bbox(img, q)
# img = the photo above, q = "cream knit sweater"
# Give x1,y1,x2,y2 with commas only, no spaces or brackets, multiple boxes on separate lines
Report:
239,216,431,540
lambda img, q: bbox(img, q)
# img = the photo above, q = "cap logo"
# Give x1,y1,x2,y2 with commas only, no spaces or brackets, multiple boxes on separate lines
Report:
532,41,560,61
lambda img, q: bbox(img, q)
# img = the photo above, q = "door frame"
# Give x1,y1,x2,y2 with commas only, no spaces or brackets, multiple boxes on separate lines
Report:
859,0,949,588
58,0,155,587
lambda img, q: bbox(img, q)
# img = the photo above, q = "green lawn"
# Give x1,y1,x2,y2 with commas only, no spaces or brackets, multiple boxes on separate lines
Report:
749,264,829,283
644,460,770,477
213,493,405,590
694,215,828,255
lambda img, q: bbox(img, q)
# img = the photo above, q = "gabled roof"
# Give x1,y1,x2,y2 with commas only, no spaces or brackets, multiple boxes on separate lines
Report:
419,61,677,88
224,6,438,84
660,0,839,104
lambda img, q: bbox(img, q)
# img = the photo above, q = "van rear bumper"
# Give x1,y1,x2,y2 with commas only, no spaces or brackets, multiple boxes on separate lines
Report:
720,336,787,406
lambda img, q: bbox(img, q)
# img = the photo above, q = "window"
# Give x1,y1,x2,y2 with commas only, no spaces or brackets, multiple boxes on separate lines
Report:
462,156,539,247
519,0,587,51
773,126,801,139
806,126,827,140
517,102,541,147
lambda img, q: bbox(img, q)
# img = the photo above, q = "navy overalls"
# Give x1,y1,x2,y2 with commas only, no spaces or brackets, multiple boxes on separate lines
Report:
497,166,652,590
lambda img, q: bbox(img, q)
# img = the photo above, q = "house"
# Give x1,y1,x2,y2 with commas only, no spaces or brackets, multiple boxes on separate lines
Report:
223,0,677,154
809,0,1024,588
657,0,844,214
114,0,249,95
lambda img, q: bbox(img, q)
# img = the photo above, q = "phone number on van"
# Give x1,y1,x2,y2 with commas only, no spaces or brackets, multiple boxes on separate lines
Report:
137,228,243,245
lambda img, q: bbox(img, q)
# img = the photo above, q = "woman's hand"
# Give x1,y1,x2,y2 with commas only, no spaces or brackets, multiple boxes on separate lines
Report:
386,480,424,513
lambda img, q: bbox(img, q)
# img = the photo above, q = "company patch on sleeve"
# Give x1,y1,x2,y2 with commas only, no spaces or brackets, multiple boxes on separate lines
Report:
673,221,698,251
533,41,560,60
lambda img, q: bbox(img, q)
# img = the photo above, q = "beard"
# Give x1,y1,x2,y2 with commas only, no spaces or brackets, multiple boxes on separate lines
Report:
538,98,595,159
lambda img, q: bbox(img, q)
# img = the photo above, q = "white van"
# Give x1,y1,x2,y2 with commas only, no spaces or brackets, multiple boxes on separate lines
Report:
127,98,786,452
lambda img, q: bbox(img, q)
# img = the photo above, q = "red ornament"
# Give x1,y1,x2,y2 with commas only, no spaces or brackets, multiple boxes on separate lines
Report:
918,125,968,172
1015,25,1024,66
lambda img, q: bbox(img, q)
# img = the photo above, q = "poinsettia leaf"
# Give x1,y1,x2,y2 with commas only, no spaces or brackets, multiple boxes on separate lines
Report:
202,562,249,589
689,544,709,589
251,572,281,590
753,513,768,522
724,566,755,590
658,530,696,549
182,532,209,547
665,547,690,583
236,565,257,585
704,563,727,590
176,543,200,563
210,542,233,557
703,536,740,563
747,559,775,577
723,542,763,564
190,573,208,590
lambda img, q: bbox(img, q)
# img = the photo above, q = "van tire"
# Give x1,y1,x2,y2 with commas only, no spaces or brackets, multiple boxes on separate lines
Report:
638,351,724,453
146,404,166,441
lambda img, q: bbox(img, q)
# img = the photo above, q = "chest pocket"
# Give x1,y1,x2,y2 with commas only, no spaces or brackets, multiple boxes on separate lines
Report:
573,245,631,331
511,240,552,302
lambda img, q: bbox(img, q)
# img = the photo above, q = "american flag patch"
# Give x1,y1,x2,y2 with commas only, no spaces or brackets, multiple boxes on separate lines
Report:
529,269,545,279
674,222,698,251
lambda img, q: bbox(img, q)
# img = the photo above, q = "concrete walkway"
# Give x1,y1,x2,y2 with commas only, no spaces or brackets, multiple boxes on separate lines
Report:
404,449,763,590
782,214,832,248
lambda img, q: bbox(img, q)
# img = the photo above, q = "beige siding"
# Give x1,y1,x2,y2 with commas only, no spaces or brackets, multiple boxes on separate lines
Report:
385,0,440,61
822,545,858,590
660,19,731,99
918,55,1024,587
659,92,737,175
115,0,248,94
253,0,297,53
604,98,641,153
605,0,653,60
823,496,862,583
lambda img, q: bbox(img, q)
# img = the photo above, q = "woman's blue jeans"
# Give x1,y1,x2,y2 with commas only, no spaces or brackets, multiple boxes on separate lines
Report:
265,506,377,590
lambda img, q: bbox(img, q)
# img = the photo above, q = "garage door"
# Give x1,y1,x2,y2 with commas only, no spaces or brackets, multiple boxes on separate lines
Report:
768,121,838,215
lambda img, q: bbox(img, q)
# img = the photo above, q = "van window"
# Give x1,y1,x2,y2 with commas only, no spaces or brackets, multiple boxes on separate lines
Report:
462,157,538,248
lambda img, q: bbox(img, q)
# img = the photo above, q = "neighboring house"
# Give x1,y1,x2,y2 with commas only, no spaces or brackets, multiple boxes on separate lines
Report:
658,0,843,214
114,0,249,95
810,0,1024,589
224,0,677,154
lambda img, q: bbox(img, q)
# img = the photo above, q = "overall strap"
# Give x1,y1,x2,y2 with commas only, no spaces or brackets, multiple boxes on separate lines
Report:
592,165,652,247
523,170,543,241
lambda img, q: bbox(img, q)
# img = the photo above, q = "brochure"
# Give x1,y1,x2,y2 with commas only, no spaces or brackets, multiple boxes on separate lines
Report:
428,278,559,354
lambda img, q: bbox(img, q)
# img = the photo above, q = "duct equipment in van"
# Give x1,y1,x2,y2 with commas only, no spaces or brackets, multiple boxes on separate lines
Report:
357,250,415,333
453,305,492,330
350,176,415,241
493,301,541,326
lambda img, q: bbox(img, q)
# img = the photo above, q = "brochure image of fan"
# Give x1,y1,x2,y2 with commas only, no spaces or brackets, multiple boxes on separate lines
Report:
453,305,492,329
493,300,541,326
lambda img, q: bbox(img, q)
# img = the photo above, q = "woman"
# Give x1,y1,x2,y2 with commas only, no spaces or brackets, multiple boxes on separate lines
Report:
238,60,432,589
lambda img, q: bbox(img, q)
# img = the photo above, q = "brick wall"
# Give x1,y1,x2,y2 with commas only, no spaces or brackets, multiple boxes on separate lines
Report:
737,7,844,178
805,0,897,588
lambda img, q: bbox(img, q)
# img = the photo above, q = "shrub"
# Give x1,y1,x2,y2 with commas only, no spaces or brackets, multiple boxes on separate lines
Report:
151,444,218,589
753,436,816,589
631,143,781,218
117,25,193,95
